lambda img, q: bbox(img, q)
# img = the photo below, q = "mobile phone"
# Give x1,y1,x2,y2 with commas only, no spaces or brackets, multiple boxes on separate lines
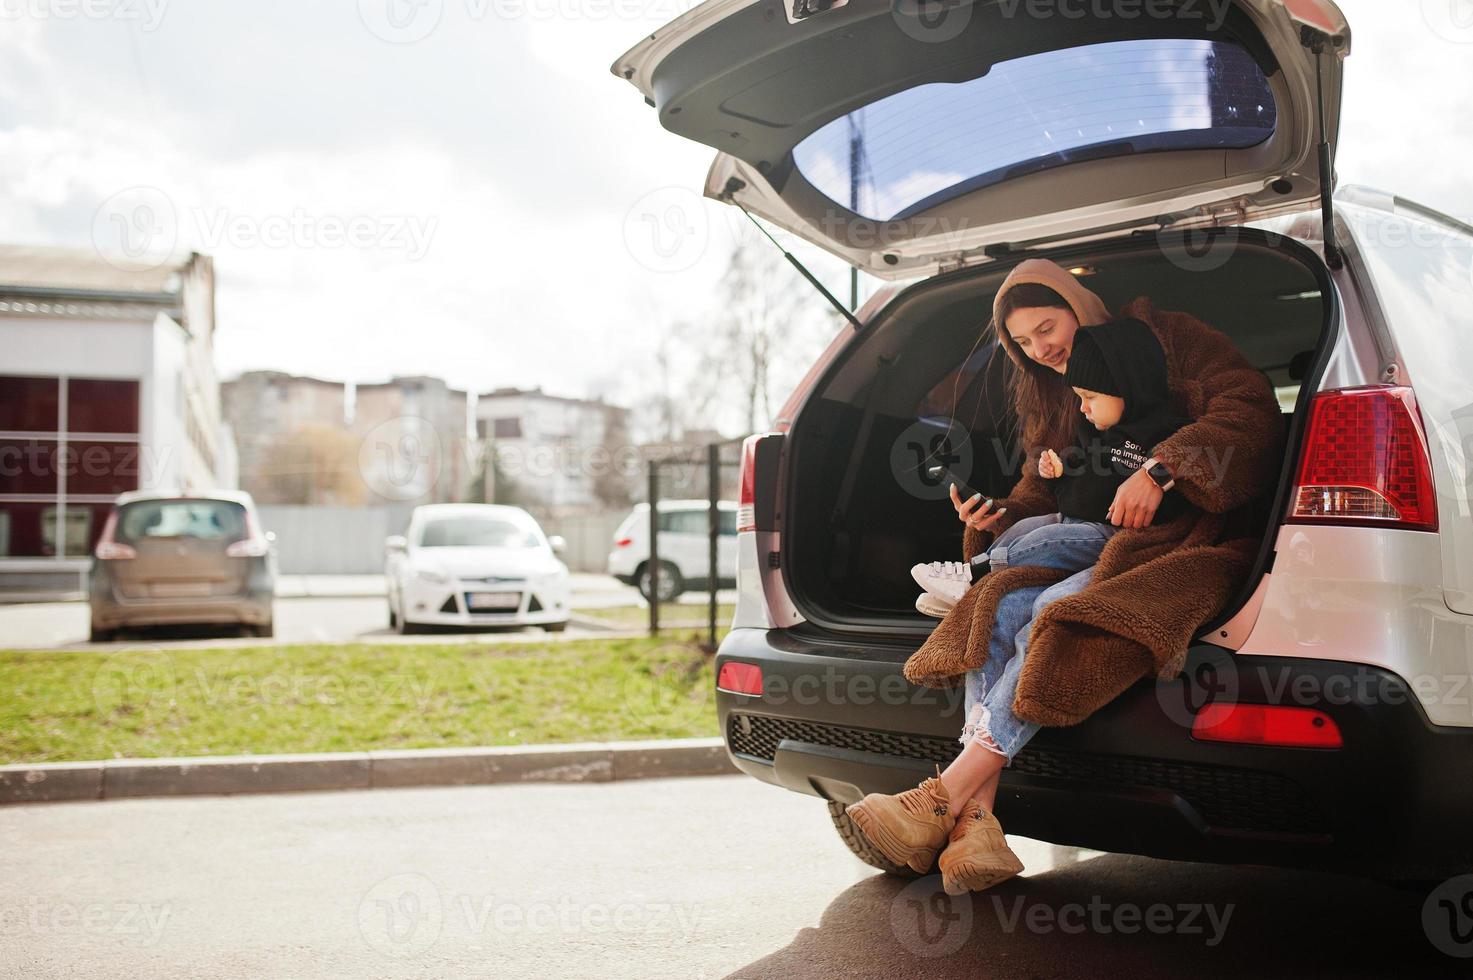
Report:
926,464,984,503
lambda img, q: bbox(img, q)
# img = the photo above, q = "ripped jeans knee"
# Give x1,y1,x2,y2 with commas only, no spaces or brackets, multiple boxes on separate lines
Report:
958,701,1010,762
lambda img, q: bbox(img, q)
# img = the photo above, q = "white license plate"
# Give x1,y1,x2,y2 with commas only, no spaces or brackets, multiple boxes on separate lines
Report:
466,591,520,610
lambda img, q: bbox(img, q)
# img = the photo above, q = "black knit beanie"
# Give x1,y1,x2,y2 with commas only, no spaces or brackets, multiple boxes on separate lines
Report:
1063,328,1124,397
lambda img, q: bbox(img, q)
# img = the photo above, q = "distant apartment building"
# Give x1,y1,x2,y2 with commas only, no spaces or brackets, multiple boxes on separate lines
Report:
476,386,634,514
352,375,472,505
221,371,472,507
0,245,234,593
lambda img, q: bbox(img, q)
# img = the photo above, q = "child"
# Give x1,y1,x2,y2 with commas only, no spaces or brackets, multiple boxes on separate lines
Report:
912,317,1192,616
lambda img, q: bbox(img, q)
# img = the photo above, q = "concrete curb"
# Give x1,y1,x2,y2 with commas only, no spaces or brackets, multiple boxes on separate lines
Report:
0,737,737,806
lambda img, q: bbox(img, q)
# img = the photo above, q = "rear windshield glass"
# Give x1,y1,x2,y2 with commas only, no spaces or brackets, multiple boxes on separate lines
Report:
792,38,1276,222
116,499,247,543
418,517,541,549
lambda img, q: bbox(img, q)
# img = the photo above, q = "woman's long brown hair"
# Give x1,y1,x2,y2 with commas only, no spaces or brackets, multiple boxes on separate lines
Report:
994,282,1082,458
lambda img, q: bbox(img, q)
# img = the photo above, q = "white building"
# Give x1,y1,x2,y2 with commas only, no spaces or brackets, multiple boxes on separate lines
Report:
0,245,234,595
475,386,632,514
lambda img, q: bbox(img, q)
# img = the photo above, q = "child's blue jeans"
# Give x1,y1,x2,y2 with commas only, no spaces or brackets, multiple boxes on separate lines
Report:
960,515,1121,763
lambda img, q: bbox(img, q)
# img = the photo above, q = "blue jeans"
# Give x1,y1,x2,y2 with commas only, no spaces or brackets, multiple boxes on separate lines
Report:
960,516,1120,763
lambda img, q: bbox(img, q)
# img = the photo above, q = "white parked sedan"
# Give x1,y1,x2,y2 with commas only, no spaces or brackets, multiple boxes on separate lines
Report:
385,504,571,634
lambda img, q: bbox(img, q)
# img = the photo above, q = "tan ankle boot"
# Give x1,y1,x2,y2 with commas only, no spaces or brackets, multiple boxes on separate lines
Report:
938,798,1025,895
844,771,955,874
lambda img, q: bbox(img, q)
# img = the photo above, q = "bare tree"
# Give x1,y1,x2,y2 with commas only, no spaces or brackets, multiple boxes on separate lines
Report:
691,236,840,434
253,423,365,506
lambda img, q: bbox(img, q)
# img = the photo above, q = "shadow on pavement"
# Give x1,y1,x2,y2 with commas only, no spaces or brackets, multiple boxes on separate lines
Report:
724,852,1468,979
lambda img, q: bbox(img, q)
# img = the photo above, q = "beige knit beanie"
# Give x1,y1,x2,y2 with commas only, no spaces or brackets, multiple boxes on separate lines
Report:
992,259,1111,367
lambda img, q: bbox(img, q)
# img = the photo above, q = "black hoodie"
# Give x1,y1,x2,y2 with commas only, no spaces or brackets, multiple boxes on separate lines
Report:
1052,317,1193,525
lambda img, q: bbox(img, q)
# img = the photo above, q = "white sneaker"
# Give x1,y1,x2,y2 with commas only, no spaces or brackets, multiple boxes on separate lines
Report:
915,592,953,618
909,560,975,606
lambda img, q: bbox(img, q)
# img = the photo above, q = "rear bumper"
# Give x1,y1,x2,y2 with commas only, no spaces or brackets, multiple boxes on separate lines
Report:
715,627,1473,880
89,559,274,629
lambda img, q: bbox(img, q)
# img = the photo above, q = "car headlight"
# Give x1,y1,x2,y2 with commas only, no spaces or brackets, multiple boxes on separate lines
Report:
415,567,451,585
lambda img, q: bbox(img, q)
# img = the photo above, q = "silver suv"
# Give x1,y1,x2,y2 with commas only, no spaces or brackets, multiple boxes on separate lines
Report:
615,1,1473,882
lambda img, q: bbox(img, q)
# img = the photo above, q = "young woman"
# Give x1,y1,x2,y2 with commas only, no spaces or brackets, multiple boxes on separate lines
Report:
846,257,1280,896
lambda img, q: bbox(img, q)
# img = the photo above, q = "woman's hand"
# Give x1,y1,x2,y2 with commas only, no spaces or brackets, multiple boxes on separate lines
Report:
1106,467,1164,528
950,484,1007,532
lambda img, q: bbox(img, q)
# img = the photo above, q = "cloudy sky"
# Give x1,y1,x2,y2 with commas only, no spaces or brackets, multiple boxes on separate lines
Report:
2,0,1470,430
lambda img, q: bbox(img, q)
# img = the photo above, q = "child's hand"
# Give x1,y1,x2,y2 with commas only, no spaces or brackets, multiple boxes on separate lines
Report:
1038,448,1063,480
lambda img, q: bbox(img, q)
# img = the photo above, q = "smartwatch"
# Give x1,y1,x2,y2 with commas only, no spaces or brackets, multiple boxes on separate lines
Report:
1144,458,1175,492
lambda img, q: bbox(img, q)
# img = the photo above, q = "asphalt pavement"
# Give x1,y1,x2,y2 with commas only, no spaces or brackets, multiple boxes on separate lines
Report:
2,775,1466,979
0,574,734,651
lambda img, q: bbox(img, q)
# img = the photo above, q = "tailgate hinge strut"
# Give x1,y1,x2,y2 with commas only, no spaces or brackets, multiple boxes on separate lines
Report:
720,177,866,332
1300,25,1343,270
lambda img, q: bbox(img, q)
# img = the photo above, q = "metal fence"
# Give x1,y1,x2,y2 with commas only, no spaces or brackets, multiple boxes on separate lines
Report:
258,504,628,575
646,438,745,652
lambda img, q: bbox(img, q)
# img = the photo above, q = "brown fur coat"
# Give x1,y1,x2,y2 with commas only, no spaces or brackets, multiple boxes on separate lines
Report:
901,294,1284,727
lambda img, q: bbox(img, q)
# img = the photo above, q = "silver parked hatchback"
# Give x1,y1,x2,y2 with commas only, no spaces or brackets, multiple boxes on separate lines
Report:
88,489,277,641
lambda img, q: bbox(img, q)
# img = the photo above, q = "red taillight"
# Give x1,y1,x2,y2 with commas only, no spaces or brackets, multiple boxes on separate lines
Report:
1289,385,1438,532
716,661,763,696
614,537,632,548
738,435,760,532
738,432,781,533
1192,703,1343,749
225,510,270,558
93,510,136,560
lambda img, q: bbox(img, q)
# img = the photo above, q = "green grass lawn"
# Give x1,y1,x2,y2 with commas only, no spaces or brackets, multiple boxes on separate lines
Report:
575,603,736,630
1,632,723,764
